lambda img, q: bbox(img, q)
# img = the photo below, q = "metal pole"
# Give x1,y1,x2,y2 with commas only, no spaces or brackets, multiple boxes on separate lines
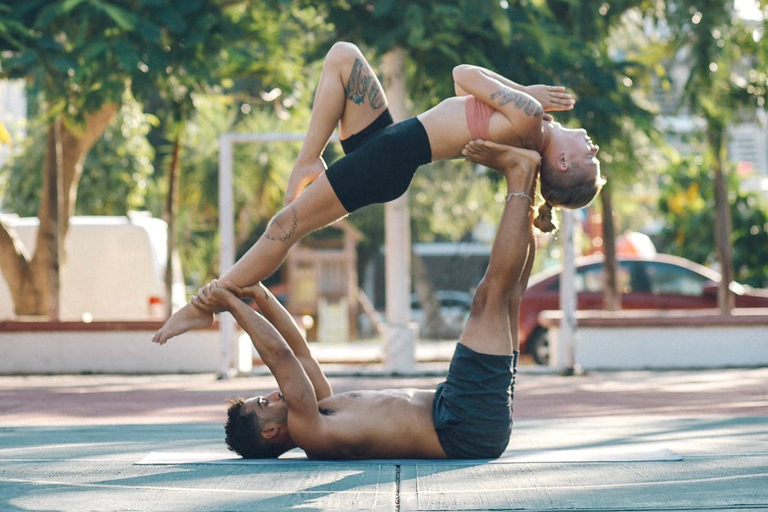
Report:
218,135,236,379
556,209,577,374
382,47,416,372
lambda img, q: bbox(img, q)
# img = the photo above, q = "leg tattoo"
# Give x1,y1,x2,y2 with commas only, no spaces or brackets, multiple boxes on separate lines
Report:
345,58,385,110
263,205,298,242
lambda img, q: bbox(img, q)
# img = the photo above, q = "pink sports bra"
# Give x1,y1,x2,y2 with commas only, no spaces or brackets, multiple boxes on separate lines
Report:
465,95,495,140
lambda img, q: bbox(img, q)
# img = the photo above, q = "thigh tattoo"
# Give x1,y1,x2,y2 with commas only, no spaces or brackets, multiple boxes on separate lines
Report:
345,58,385,110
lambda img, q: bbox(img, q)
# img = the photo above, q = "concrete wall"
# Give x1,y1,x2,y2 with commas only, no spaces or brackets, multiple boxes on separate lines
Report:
0,322,223,374
542,309,768,371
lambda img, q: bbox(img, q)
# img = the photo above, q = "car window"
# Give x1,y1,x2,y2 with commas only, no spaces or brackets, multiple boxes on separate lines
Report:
644,262,709,296
575,265,604,293
548,263,633,293
572,264,633,293
442,299,470,309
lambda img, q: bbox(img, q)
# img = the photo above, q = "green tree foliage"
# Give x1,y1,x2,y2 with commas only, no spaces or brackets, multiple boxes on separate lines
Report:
1,89,156,216
0,0,327,314
655,153,768,288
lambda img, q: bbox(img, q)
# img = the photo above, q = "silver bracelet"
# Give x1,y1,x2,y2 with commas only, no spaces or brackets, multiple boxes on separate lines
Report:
506,191,533,202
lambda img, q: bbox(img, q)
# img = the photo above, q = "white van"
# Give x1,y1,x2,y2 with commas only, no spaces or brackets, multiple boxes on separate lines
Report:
0,212,185,321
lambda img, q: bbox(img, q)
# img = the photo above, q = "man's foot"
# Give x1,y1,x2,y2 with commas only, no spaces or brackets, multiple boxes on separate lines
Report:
463,139,540,174
152,302,214,345
463,140,540,194
284,157,327,205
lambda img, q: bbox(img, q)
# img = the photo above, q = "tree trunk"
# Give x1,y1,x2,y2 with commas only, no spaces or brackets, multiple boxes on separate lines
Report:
411,251,455,339
164,126,183,318
600,181,620,311
0,104,117,316
709,123,735,313
45,119,64,320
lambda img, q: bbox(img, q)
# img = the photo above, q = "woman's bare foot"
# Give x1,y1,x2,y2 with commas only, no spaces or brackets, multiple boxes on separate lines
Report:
152,302,214,345
284,157,327,205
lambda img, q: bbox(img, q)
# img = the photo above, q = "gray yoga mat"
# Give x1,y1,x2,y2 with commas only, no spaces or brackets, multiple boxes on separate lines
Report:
136,445,682,465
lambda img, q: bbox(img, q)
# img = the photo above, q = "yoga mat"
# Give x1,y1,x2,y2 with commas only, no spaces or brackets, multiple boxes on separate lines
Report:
135,445,681,465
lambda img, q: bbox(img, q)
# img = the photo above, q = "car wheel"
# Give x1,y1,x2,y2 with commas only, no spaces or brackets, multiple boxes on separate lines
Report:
528,328,550,366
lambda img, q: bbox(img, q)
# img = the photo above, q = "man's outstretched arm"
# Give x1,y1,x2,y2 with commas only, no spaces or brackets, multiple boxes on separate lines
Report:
463,139,538,352
198,281,332,401
193,285,323,429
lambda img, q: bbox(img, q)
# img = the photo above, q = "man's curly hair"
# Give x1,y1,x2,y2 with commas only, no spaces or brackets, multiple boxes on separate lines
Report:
224,397,288,459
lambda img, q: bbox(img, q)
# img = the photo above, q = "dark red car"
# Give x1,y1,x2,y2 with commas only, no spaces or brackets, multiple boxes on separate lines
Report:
519,253,768,364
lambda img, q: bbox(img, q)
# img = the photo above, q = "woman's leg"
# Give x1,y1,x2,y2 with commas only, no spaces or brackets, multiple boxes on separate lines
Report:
153,42,387,345
285,41,389,204
153,174,349,344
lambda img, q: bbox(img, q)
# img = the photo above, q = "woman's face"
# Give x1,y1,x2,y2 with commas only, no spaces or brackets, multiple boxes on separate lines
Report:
545,121,601,185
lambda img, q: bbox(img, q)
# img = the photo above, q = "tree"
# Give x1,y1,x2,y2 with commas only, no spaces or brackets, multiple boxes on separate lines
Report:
299,1,664,336
663,0,767,311
309,0,513,338
656,153,768,288
0,0,320,317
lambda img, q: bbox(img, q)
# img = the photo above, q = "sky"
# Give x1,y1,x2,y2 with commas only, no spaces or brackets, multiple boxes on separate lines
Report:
735,0,764,21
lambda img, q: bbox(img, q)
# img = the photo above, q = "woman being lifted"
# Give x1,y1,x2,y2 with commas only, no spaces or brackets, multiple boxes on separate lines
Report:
153,41,603,345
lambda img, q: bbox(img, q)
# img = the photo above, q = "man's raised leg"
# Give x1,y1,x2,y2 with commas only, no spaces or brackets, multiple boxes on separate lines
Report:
458,144,539,356
285,42,389,204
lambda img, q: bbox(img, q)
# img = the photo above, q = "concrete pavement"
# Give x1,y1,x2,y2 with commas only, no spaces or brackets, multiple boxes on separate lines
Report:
1,364,767,511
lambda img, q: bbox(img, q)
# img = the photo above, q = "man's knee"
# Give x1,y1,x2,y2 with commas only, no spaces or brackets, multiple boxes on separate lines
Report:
326,42,363,68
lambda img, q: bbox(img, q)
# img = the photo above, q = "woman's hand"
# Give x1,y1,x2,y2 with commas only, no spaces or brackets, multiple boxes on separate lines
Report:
525,85,575,112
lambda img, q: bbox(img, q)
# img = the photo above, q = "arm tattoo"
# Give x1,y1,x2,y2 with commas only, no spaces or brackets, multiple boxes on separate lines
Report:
263,204,298,242
345,58,385,110
490,89,543,118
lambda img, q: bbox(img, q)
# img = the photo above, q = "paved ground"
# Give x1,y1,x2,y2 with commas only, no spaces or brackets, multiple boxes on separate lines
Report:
1,360,767,511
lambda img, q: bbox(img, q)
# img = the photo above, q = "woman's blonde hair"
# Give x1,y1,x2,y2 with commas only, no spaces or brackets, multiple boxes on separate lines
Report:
534,160,606,233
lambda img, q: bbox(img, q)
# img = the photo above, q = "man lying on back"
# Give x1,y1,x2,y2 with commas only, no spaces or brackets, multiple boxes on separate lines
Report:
182,142,539,459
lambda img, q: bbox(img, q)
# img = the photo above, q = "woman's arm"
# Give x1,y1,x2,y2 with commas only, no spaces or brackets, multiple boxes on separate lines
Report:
453,64,544,137
453,65,574,113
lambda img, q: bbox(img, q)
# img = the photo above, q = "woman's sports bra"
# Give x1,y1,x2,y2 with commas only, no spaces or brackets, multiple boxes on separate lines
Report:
465,95,495,140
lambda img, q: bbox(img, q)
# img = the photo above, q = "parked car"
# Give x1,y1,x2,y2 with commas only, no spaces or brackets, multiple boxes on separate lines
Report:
519,253,768,365
411,290,473,337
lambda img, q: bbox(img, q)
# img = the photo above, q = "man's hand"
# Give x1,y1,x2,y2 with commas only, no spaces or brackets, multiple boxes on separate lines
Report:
524,85,574,112
462,140,541,171
462,140,540,194
190,280,238,314
220,281,267,303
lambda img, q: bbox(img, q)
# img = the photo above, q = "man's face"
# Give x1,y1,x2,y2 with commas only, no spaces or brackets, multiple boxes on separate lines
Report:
244,390,288,426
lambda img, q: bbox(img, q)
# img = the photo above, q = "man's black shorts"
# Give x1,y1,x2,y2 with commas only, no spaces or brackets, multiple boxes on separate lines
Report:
432,343,518,459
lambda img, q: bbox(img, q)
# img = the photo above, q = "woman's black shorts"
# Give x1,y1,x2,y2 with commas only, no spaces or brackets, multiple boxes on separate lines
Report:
326,109,432,213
